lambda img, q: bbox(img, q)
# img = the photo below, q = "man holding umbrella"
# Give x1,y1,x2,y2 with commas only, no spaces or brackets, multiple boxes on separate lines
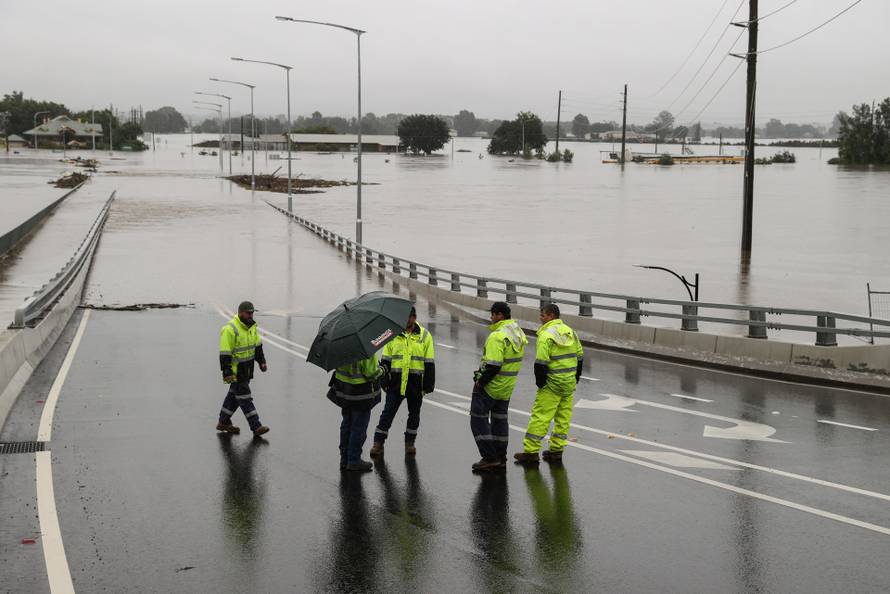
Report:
369,307,435,457
308,292,414,473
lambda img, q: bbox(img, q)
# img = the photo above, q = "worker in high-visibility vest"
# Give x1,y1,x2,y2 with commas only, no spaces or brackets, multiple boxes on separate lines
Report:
216,301,270,437
328,353,384,472
471,301,528,472
514,303,583,464
370,307,435,457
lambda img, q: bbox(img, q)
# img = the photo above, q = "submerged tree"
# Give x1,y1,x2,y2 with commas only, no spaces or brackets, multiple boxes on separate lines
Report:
487,112,547,155
397,114,450,155
837,98,890,164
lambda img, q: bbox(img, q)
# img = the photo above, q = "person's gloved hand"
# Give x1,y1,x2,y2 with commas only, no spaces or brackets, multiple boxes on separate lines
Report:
223,374,236,384
259,363,268,372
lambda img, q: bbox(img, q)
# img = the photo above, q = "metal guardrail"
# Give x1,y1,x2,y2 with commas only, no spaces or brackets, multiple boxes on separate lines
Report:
0,182,85,258
11,191,115,328
267,202,890,346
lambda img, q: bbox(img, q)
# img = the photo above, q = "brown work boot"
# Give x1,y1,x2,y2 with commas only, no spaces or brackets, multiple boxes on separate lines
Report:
216,421,240,434
405,441,416,456
369,442,384,458
472,458,504,472
252,425,270,437
513,451,540,465
542,450,563,463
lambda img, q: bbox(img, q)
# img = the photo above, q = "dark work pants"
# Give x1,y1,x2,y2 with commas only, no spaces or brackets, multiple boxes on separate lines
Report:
373,389,423,443
470,385,510,461
219,382,262,431
340,407,372,465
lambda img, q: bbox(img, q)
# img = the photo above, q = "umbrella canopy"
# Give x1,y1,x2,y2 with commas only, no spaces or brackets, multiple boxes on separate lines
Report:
307,291,413,371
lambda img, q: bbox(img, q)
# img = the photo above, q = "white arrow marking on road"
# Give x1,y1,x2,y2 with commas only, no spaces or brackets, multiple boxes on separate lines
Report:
580,375,600,382
576,393,788,443
436,343,456,350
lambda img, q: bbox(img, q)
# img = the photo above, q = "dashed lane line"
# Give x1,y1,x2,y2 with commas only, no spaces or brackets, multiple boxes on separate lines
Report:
669,393,713,403
817,420,878,432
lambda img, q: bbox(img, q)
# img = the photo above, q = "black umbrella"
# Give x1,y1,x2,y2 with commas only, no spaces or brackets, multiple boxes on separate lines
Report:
307,291,414,371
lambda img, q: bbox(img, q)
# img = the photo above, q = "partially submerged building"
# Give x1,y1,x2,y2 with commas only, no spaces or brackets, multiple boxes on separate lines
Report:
23,115,103,148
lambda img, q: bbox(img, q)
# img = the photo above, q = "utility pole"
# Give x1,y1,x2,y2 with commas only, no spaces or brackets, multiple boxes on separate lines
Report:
555,89,562,156
739,0,758,258
109,103,114,153
620,84,628,165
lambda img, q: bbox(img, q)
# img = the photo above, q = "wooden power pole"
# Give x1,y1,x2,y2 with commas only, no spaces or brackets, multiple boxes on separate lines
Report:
555,90,562,156
739,0,758,257
620,84,628,165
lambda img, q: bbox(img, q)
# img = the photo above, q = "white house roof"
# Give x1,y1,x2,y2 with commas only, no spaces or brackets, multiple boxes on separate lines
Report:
23,115,103,137
287,133,401,145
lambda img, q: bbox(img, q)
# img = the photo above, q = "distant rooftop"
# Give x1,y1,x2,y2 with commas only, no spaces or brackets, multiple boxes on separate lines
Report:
23,115,103,137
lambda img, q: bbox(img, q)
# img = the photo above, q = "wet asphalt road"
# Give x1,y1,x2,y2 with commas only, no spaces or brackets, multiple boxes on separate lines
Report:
2,173,890,592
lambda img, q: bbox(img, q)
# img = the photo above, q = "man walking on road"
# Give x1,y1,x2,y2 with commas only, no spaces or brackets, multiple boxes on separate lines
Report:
328,354,385,472
471,302,528,473
514,303,583,465
370,307,435,457
217,301,270,437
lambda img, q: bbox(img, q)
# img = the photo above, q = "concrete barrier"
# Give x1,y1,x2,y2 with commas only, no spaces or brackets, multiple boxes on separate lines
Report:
381,269,890,392
0,204,101,431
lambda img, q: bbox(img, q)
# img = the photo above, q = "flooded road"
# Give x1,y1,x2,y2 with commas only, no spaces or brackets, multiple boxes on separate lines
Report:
1,149,889,592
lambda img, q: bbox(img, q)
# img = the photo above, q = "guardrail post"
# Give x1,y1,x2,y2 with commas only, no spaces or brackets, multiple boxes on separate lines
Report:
816,315,837,346
477,278,488,298
451,273,460,292
365,248,373,268
392,258,401,274
377,252,385,270
506,283,517,304
681,305,698,331
540,287,551,308
409,263,418,279
345,241,352,257
579,293,593,317
429,267,438,286
625,299,641,324
747,310,768,339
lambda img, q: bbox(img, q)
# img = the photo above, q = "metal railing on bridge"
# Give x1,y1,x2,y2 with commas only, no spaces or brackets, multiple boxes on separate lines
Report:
267,202,890,347
11,192,115,328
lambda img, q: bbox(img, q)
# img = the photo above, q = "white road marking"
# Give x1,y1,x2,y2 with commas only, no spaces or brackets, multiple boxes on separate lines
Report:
580,375,600,382
620,450,740,470
217,305,310,352
817,420,878,432
36,452,75,594
669,393,713,403
38,309,91,442
577,393,787,443
432,388,890,503
34,310,90,594
423,396,890,537
436,343,456,350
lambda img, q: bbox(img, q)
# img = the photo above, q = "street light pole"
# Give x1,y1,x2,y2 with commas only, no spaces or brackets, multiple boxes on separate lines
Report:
195,91,232,176
211,77,256,189
275,16,366,243
193,101,224,174
231,57,294,211
32,110,50,150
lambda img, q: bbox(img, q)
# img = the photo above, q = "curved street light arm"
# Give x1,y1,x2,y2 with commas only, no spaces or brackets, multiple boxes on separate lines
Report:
274,16,365,35
634,265,699,301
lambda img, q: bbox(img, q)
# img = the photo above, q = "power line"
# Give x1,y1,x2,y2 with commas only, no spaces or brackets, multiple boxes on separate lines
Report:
673,28,746,121
665,0,746,110
754,0,802,22
750,0,864,55
650,0,732,96
680,59,746,129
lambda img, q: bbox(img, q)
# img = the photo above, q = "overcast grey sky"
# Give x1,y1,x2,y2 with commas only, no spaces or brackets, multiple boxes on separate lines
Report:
3,0,887,125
